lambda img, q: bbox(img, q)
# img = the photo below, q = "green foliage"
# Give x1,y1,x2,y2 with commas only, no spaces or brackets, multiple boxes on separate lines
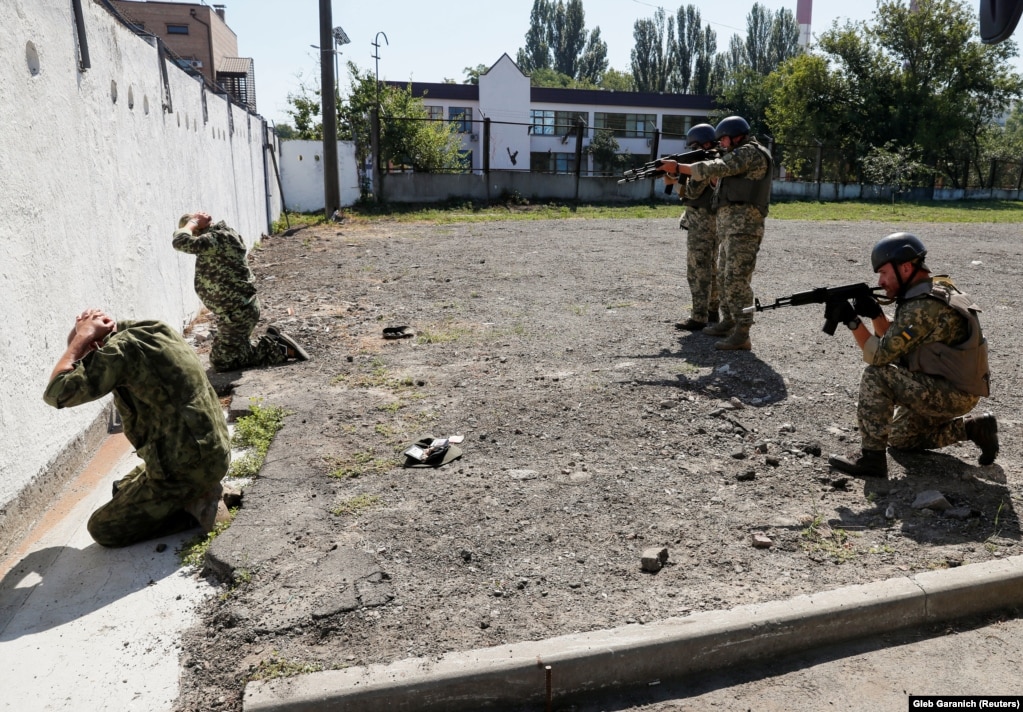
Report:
631,8,671,92
227,400,290,479
807,0,1023,188
587,128,626,174
861,141,934,201
516,0,607,83
286,62,465,176
273,123,297,140
178,517,234,568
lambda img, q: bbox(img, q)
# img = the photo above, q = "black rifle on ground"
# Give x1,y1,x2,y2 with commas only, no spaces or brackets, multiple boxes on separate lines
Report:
743,282,890,335
617,148,714,194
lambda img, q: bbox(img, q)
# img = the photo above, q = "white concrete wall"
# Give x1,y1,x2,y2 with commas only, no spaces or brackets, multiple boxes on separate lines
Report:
1,0,279,550
278,140,361,212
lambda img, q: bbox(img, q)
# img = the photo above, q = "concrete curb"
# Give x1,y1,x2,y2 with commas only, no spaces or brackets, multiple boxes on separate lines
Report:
243,555,1023,711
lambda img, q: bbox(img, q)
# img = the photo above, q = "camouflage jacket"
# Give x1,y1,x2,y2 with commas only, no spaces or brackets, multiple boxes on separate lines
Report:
863,278,989,396
43,319,230,478
173,220,257,314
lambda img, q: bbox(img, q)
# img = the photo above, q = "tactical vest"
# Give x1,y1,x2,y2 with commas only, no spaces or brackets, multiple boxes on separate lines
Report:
903,280,990,397
682,182,715,210
718,138,773,216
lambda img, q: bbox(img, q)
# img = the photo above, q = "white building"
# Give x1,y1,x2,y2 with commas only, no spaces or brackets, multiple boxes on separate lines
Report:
396,54,716,175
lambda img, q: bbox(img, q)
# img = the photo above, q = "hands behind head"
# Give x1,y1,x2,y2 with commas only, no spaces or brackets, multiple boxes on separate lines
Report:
73,308,116,351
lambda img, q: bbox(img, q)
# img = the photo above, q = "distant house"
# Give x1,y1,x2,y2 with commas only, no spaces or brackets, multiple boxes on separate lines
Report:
108,0,257,112
389,54,715,174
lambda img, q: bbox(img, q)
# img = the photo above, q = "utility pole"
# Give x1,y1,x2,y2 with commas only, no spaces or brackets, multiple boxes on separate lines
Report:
318,0,340,219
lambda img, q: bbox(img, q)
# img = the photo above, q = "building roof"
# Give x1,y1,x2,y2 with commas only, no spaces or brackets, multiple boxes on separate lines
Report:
389,81,714,111
219,57,253,75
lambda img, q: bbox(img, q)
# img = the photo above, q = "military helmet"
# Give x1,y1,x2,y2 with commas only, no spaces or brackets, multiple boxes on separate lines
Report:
714,115,751,139
870,232,929,273
686,123,717,148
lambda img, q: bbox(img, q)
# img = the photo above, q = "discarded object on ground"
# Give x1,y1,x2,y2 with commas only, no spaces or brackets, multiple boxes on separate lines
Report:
403,436,462,468
383,326,414,339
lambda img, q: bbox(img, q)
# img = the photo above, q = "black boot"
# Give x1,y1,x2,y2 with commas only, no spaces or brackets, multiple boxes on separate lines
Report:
828,449,888,478
965,412,999,466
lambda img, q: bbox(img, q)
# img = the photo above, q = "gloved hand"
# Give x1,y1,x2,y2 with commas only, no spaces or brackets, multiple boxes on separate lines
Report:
824,299,857,326
853,294,883,319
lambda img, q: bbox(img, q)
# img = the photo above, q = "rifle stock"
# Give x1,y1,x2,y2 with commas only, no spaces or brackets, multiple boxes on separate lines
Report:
616,148,714,194
744,282,889,335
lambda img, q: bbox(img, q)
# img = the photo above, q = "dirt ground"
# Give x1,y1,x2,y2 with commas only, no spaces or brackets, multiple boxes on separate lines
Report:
173,214,1023,711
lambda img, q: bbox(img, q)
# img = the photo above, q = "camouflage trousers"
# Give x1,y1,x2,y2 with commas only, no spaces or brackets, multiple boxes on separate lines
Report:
87,449,229,548
684,207,720,321
857,364,979,451
717,204,765,326
210,298,286,372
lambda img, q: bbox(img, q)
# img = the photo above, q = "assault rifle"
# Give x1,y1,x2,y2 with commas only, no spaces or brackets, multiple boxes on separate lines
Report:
743,282,891,335
617,148,715,194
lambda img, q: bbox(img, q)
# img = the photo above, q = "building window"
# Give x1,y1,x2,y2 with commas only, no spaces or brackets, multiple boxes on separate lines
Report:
530,151,577,173
425,105,443,122
662,115,709,140
448,107,473,133
166,24,189,35
530,110,587,136
530,109,555,135
594,112,656,138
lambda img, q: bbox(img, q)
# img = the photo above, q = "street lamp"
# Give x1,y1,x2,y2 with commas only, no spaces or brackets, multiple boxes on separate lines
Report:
310,25,349,101
372,31,389,110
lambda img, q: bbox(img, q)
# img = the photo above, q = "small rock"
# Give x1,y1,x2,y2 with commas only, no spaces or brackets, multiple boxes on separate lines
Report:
912,490,951,511
765,455,781,467
751,532,773,548
830,477,850,491
658,400,676,409
945,506,977,520
641,547,669,573
730,446,746,460
736,469,756,482
885,503,897,519
753,441,769,454
779,423,795,433
728,397,745,409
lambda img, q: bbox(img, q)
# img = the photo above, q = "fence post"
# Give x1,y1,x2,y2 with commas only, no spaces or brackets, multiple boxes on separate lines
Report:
371,107,381,203
989,158,998,191
573,119,585,202
483,117,491,202
814,139,823,201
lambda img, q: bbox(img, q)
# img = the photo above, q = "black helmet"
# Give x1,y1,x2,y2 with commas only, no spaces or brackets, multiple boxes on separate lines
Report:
870,232,929,273
687,123,716,148
714,115,750,139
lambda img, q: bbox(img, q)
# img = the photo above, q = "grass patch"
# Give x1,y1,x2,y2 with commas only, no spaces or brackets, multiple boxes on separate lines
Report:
416,325,472,344
178,516,234,568
332,494,381,516
247,654,325,681
327,452,393,479
271,211,326,234
800,514,857,563
228,400,291,478
339,199,1023,225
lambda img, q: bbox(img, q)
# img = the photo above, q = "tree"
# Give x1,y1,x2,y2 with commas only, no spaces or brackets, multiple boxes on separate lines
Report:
713,4,801,132
463,64,489,85
599,68,635,92
861,141,933,201
273,123,297,140
672,5,717,94
631,7,673,92
587,128,626,175
516,0,607,83
811,0,1023,187
286,62,465,176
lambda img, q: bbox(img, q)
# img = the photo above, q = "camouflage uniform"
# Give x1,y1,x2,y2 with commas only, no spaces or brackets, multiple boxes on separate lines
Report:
689,138,771,327
173,220,285,372
857,279,985,451
681,178,719,322
44,320,230,547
